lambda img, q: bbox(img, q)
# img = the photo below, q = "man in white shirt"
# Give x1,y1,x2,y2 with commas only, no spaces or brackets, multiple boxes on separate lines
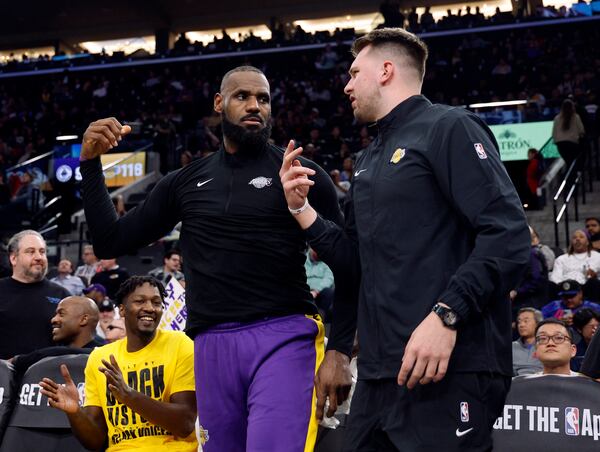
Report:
550,229,600,301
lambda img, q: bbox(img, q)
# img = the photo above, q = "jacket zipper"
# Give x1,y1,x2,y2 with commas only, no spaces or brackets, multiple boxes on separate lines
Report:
224,167,234,213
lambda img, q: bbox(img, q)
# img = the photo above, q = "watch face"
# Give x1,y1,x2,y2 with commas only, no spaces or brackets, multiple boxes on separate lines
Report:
444,310,458,326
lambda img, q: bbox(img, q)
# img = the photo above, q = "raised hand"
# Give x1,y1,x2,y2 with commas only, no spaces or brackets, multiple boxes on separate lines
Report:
39,364,81,414
80,117,132,161
99,354,133,404
279,140,316,210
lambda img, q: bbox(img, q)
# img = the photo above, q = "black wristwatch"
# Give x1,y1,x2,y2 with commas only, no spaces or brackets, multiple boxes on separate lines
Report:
432,303,459,329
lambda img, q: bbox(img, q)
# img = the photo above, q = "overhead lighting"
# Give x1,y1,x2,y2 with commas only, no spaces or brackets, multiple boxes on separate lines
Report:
469,100,528,108
56,135,79,141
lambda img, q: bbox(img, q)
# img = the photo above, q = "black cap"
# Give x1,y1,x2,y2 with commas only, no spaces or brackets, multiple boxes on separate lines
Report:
558,280,582,297
99,299,114,312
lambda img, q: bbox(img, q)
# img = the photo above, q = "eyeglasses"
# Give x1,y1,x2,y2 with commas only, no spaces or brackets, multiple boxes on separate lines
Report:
535,334,571,345
107,325,124,331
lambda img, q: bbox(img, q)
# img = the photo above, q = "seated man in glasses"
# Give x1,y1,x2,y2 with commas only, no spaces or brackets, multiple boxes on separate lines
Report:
534,318,578,376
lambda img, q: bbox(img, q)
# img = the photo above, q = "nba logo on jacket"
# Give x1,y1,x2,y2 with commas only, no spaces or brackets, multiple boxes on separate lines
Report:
460,402,469,422
474,143,487,159
565,407,579,436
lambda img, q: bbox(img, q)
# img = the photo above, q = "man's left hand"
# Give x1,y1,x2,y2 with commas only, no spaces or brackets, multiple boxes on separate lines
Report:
315,350,352,420
100,355,133,404
397,311,456,389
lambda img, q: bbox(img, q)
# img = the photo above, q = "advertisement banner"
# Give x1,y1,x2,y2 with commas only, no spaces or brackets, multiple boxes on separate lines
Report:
490,121,560,162
101,152,146,187
493,374,600,452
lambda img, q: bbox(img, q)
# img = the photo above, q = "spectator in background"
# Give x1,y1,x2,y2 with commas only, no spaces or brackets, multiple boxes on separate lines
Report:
581,322,600,380
91,258,130,300
51,259,86,295
96,299,116,340
585,216,600,251
180,150,194,168
329,169,350,203
511,225,549,317
474,7,485,25
573,308,599,357
315,45,339,71
512,308,544,375
0,230,70,360
49,296,103,348
534,318,578,376
340,156,354,182
12,295,103,380
380,0,405,28
541,279,600,325
104,317,126,343
525,148,542,209
1,169,40,215
148,250,185,287
74,245,101,286
552,98,585,171
305,248,335,321
550,229,600,300
112,194,127,217
530,226,556,272
39,276,197,452
407,7,420,32
420,6,435,31
82,283,107,307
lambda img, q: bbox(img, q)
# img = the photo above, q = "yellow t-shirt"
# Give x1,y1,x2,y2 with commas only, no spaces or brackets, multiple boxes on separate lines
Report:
84,329,197,451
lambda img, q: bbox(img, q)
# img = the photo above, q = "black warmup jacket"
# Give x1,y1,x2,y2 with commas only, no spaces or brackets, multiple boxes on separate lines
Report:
81,144,345,341
306,95,530,378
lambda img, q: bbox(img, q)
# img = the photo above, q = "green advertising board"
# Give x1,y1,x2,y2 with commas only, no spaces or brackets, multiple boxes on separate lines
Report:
489,121,560,161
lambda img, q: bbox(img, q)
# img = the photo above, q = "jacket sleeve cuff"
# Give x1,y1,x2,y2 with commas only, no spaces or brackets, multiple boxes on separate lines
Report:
326,338,353,358
438,291,471,324
79,156,103,173
305,215,328,241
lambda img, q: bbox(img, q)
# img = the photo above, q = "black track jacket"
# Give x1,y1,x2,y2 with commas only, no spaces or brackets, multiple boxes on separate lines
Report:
81,144,346,342
306,95,530,379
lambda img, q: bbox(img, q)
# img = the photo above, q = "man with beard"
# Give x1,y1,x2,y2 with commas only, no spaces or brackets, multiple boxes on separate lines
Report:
0,230,70,359
585,217,600,251
78,66,345,451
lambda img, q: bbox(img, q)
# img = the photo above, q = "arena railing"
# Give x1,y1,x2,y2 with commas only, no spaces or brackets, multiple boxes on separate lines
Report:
552,155,585,248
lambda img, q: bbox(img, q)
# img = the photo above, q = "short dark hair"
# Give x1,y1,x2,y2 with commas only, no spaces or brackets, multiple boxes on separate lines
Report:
573,308,600,332
351,28,428,81
534,318,573,341
164,249,181,260
114,276,166,307
585,217,600,224
220,65,266,92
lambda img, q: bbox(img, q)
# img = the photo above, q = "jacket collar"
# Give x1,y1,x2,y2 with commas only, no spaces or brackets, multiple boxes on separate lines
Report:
220,143,269,167
376,95,432,133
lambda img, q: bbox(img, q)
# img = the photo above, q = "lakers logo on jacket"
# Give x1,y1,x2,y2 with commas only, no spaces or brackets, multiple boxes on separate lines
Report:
390,148,406,164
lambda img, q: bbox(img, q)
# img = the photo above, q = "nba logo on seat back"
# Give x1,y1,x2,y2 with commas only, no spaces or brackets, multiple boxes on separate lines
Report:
565,407,579,436
460,402,469,422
